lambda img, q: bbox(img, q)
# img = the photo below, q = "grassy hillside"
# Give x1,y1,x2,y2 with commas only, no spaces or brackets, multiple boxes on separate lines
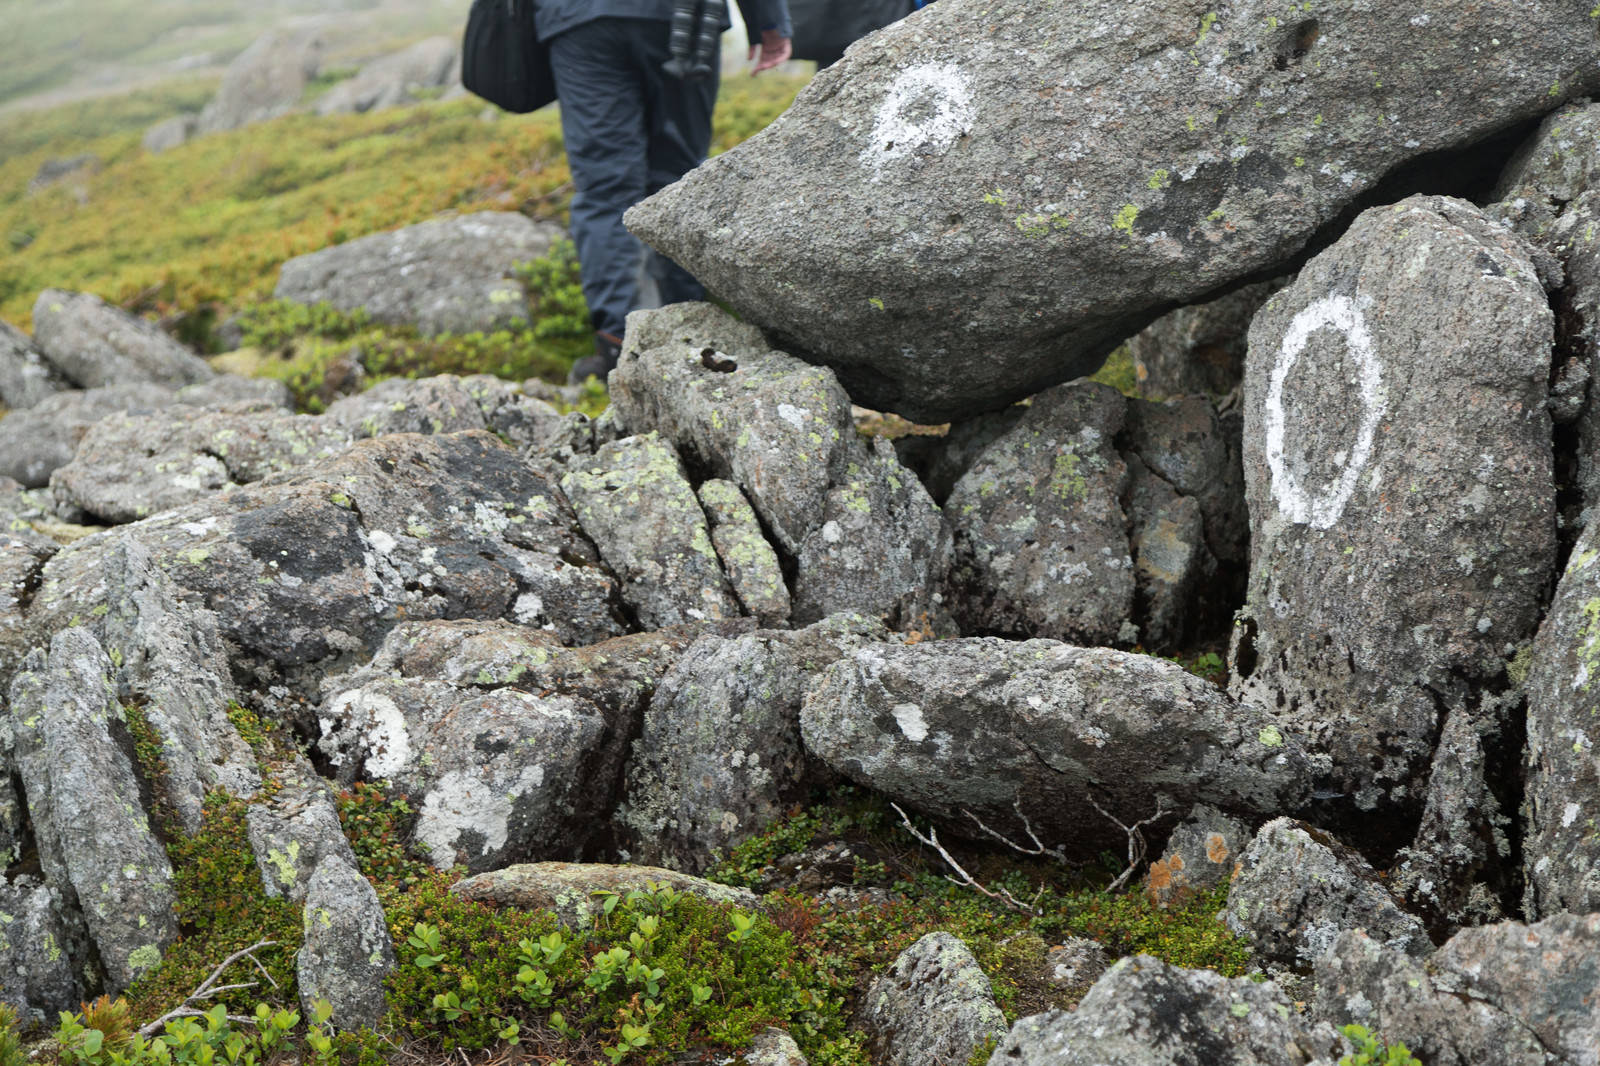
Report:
0,75,807,333
0,0,468,109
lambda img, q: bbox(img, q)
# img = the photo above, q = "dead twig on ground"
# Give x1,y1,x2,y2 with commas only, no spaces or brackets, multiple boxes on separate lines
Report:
137,939,279,1036
893,803,1042,915
1087,796,1172,894
963,800,1071,865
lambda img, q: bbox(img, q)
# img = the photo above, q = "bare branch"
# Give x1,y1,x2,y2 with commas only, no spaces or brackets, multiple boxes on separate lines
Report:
963,800,1070,865
894,803,1040,915
1087,796,1172,894
137,940,279,1037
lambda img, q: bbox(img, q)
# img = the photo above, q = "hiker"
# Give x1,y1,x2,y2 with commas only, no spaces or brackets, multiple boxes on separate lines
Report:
544,0,794,385
789,0,933,68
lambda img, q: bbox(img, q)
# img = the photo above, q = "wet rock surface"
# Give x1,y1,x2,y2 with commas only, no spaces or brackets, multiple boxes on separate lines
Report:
626,0,1600,422
1232,195,1557,812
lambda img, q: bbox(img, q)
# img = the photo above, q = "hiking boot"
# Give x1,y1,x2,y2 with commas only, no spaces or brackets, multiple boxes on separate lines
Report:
568,331,623,385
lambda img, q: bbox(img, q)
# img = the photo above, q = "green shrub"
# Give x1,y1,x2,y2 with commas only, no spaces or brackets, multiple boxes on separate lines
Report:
0,1003,26,1066
1339,1024,1425,1066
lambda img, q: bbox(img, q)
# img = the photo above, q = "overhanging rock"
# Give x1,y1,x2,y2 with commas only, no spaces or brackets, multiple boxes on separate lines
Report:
627,0,1600,422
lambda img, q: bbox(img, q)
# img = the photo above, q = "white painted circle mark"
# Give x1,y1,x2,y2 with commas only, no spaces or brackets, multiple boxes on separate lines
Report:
862,62,975,181
1263,294,1386,530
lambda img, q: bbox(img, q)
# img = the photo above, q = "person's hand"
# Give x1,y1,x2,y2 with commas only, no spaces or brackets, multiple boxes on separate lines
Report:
747,29,792,74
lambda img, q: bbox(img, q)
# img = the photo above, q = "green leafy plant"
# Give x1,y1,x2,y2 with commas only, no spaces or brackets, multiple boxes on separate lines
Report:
0,1004,25,1066
1339,1024,1425,1066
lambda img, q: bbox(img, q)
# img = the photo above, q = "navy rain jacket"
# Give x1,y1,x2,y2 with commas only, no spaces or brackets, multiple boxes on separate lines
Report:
533,0,793,47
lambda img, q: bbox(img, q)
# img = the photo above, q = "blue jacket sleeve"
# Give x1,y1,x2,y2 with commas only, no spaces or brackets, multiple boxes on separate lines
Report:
735,0,792,43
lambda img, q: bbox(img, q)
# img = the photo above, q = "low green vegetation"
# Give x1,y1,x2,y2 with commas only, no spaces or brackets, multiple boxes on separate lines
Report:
1339,1024,1424,1066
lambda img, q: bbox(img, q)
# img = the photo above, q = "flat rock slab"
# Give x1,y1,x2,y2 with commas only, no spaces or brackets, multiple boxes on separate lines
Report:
274,213,563,336
800,639,1312,851
31,289,213,390
1231,196,1556,810
449,862,761,930
626,0,1600,422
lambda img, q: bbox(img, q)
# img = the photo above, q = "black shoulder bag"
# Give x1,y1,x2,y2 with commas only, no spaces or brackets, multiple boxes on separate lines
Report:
461,0,557,113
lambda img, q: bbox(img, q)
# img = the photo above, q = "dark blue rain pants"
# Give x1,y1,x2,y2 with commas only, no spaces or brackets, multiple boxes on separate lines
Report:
546,18,718,339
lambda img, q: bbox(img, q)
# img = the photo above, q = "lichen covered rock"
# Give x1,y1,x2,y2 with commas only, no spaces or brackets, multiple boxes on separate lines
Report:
31,289,213,390
859,932,1006,1066
296,855,395,1031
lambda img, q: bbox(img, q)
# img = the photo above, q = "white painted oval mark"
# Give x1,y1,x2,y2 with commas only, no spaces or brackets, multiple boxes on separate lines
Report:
863,63,975,181
1263,294,1386,530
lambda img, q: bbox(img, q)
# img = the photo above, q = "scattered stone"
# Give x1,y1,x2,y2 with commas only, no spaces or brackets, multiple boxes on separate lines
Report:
992,955,1347,1065
743,1028,807,1066
0,382,176,488
1389,705,1511,934
198,26,324,134
1043,937,1109,995
315,37,458,115
322,375,492,439
1522,517,1600,918
245,757,358,902
3,628,178,992
27,154,99,196
859,932,1007,1066
1315,915,1600,1066
1225,819,1430,971
449,862,760,929
0,875,91,1020
611,303,949,629
618,614,887,872
31,290,213,390
51,403,349,524
800,639,1312,853
626,0,1600,422
274,213,563,336
141,115,196,154
316,677,606,871
561,433,740,630
1146,805,1251,908
945,382,1135,647
698,478,791,626
97,537,261,833
1231,196,1557,810
296,855,396,1031
1129,280,1287,398
0,319,70,410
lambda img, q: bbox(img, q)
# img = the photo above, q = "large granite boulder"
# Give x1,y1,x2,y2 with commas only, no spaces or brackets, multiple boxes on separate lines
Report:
0,876,91,1019
27,432,624,685
1225,819,1431,971
561,433,741,629
0,319,69,410
800,639,1312,852
860,932,1006,1066
314,37,458,115
1315,914,1600,1066
617,614,886,872
141,115,196,154
198,25,324,134
3,629,178,993
50,403,349,524
1230,196,1557,811
0,382,177,488
274,213,564,336
30,290,213,390
1523,518,1600,918
610,303,950,629
316,677,607,872
1495,100,1600,530
992,955,1347,1065
626,0,1600,422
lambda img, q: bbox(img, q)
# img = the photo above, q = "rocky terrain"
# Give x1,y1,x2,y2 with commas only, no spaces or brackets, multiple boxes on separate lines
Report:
5,1,1600,1064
